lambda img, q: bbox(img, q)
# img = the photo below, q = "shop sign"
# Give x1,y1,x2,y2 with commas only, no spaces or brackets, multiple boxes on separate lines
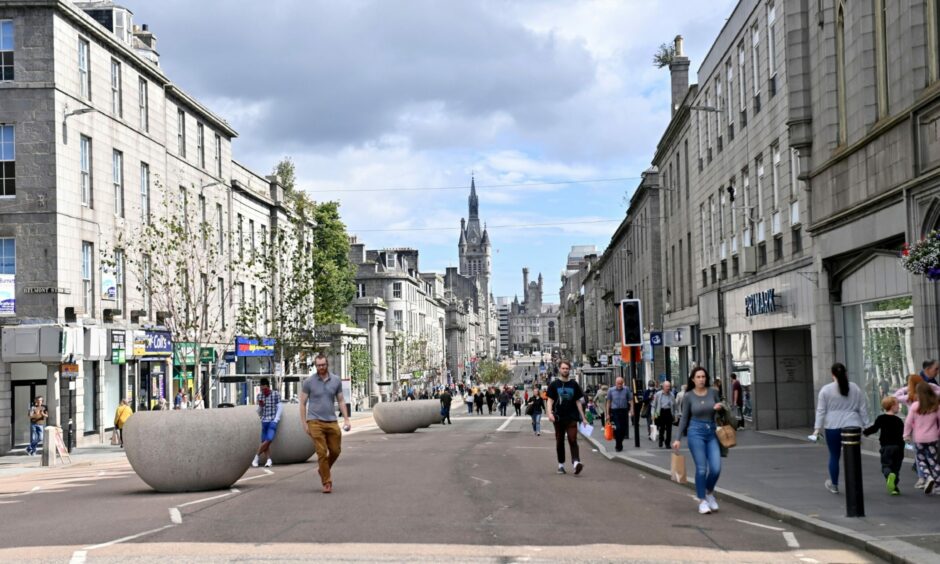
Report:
200,347,217,363
223,350,236,363
0,273,14,315
23,286,70,294
135,330,172,358
235,336,275,357
173,342,198,366
61,362,80,378
650,332,663,347
744,288,778,317
110,329,126,365
100,266,117,300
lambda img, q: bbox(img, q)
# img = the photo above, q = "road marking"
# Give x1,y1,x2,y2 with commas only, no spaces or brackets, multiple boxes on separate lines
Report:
263,468,274,475
497,415,516,431
512,446,550,449
177,490,234,508
169,507,182,524
68,550,86,564
734,518,785,532
83,524,175,550
470,476,492,486
230,488,240,493
783,531,800,548
799,558,819,563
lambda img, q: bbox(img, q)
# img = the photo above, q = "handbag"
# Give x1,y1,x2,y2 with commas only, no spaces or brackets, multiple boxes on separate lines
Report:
604,422,614,441
716,424,737,448
524,402,533,416
110,429,120,446
670,453,688,483
650,424,659,442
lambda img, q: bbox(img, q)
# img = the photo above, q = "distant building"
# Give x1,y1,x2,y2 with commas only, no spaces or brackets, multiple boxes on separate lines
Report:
496,296,510,355
509,269,559,354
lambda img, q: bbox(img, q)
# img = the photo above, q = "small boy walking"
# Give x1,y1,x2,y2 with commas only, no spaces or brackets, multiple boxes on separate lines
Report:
863,396,905,495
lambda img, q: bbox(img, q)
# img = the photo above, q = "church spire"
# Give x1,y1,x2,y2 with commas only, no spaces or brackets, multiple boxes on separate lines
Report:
468,175,479,220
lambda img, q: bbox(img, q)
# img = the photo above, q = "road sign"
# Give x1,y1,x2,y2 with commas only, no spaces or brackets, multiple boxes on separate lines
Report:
61,363,80,378
600,354,609,366
650,332,663,347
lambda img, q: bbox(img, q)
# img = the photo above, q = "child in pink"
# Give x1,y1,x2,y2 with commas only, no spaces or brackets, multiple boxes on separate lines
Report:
903,384,940,495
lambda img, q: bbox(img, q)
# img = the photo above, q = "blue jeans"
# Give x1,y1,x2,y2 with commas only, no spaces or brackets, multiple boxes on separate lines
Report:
531,413,542,433
467,402,474,414
29,424,43,453
825,428,842,486
686,419,721,500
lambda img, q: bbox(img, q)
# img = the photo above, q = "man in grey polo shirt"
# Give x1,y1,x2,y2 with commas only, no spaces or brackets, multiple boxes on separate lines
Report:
605,377,634,452
300,354,351,494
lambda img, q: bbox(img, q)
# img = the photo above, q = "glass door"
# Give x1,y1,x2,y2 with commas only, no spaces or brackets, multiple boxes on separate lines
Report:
12,381,46,448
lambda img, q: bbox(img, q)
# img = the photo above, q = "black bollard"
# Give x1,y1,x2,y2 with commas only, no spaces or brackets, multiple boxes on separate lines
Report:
842,426,865,517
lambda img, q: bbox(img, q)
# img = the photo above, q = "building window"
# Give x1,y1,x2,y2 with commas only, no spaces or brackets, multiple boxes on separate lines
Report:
80,136,92,207
836,2,847,145
755,155,765,219
138,78,148,132
216,203,224,254
792,226,803,255
767,1,777,95
179,186,188,226
140,162,150,223
0,237,14,314
0,124,13,197
237,214,244,260
757,242,767,267
197,123,205,169
394,310,403,331
248,219,255,258
260,224,267,260
931,0,940,82
715,78,723,149
773,236,783,261
177,109,186,157
214,134,222,177
199,194,207,248
82,241,94,316
737,41,747,123
751,23,760,98
218,277,226,329
771,143,780,210
393,282,402,298
357,283,366,298
385,253,396,268
112,150,123,217
78,38,90,99
110,59,122,117
725,59,734,133
143,254,151,317
732,255,739,277
250,285,257,324
874,0,888,118
237,282,244,310
720,260,728,280
114,248,125,308
0,20,14,82
201,273,208,331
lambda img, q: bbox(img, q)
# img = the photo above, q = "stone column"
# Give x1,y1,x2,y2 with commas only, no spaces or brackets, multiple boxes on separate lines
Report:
378,321,387,394
0,362,11,455
370,321,380,403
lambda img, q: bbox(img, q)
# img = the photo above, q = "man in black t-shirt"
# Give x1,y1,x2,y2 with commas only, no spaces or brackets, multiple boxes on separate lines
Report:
547,360,587,475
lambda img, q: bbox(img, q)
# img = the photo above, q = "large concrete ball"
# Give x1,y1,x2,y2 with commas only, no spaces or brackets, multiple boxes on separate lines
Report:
373,402,419,434
415,400,441,427
267,406,316,464
123,406,259,493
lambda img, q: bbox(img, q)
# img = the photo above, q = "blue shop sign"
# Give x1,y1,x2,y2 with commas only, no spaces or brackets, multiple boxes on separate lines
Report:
235,336,276,357
145,330,173,355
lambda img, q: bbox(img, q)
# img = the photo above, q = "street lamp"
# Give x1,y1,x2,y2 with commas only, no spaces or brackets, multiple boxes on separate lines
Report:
62,104,94,144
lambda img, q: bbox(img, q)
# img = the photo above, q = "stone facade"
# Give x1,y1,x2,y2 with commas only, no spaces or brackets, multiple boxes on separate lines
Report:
508,268,559,354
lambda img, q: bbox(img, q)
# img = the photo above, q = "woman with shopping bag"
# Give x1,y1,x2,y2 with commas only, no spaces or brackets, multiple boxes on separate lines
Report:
673,367,726,515
113,399,133,448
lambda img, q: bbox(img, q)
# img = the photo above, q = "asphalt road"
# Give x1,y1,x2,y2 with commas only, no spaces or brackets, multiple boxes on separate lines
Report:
0,410,881,563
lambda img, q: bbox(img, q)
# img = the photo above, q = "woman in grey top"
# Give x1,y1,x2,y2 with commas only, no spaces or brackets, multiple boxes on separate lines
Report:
673,367,725,514
812,363,870,494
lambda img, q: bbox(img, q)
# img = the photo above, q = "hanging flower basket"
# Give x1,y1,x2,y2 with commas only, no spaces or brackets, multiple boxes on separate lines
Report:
901,230,940,280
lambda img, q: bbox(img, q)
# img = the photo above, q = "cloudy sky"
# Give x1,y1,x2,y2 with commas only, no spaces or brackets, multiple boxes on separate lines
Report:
131,0,737,301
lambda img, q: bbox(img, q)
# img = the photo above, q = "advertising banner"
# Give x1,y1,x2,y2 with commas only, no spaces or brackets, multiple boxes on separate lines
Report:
0,273,14,315
100,266,116,300
235,336,276,357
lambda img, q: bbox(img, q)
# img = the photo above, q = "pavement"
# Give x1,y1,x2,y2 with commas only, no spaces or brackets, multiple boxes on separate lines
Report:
581,419,940,564
0,409,878,563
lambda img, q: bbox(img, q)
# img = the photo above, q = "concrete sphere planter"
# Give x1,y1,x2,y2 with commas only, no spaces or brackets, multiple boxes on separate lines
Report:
123,406,259,493
374,400,442,433
267,405,316,464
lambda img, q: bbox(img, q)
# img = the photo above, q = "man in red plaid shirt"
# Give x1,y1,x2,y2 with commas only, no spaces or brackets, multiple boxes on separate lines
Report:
252,378,282,468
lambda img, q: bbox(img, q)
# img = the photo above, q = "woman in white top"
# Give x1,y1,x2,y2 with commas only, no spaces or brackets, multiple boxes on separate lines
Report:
812,363,870,494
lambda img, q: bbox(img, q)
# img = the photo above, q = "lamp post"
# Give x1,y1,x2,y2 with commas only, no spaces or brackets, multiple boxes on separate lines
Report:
62,104,94,145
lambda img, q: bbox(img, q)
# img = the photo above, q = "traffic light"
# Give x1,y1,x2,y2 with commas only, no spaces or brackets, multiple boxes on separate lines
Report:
620,299,643,347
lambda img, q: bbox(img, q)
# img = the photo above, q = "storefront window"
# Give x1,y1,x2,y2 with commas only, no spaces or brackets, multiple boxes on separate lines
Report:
104,363,121,428
83,361,97,433
843,296,914,418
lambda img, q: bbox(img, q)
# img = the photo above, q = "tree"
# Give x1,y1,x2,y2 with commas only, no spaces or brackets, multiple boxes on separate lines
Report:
273,157,296,195
653,42,676,68
312,201,356,326
476,359,511,386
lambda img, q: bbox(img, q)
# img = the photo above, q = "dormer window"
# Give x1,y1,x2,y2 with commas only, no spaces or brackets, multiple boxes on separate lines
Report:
385,252,395,268
114,8,132,44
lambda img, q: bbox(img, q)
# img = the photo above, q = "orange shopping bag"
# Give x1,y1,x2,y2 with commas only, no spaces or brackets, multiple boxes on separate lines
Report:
604,423,614,441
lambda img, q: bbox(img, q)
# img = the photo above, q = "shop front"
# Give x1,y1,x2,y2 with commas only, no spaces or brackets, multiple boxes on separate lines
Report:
723,271,816,431
106,329,130,424
220,336,276,405
133,330,172,410
172,343,217,406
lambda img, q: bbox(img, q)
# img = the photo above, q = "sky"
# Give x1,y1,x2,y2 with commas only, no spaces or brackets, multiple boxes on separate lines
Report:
130,0,738,303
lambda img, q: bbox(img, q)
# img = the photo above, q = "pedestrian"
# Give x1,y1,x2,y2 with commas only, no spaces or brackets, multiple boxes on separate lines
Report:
652,380,675,448
903,381,940,495
526,391,545,436
864,396,905,495
180,393,189,410
26,396,47,456
642,380,657,437
812,362,870,494
474,391,484,414
440,387,452,424
174,389,184,410
921,360,940,386
252,377,282,468
192,392,205,409
486,388,496,414
513,390,523,416
605,377,634,452
465,391,474,414
112,399,132,447
547,360,587,475
730,373,744,429
594,385,608,428
673,367,726,515
713,376,724,401
498,388,511,416
300,354,351,494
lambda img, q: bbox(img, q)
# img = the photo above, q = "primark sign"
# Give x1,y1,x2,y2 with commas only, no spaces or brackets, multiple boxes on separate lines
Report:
744,288,778,317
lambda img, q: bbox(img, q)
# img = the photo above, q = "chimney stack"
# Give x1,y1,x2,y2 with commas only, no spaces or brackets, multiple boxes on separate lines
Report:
669,35,690,116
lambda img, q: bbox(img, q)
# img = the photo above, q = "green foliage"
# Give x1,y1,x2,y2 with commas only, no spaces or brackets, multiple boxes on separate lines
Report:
273,157,297,194
476,359,512,386
653,42,676,68
874,296,912,311
312,201,356,326
348,344,372,387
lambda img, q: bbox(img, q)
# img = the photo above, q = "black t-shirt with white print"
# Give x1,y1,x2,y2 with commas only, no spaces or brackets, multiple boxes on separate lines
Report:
547,378,583,422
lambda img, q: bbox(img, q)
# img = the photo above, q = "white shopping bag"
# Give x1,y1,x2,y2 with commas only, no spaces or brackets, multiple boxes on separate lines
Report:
650,425,659,442
578,422,594,436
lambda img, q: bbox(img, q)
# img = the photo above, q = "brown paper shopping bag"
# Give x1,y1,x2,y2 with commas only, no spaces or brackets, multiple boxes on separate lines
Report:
671,452,688,484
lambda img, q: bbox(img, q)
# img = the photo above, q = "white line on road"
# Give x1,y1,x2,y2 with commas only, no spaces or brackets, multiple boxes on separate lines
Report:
799,558,819,563
263,468,274,475
237,472,273,483
177,491,234,508
230,488,240,493
68,550,86,564
783,531,800,548
497,415,516,431
733,518,786,532
470,476,492,486
83,524,175,550
168,507,182,524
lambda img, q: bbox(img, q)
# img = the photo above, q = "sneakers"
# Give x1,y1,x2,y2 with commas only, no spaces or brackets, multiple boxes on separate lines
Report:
251,455,260,468
556,465,566,475
705,494,719,512
573,461,584,475
925,477,936,495
698,500,712,514
887,472,897,494
825,479,839,494
915,477,926,489
264,458,273,468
